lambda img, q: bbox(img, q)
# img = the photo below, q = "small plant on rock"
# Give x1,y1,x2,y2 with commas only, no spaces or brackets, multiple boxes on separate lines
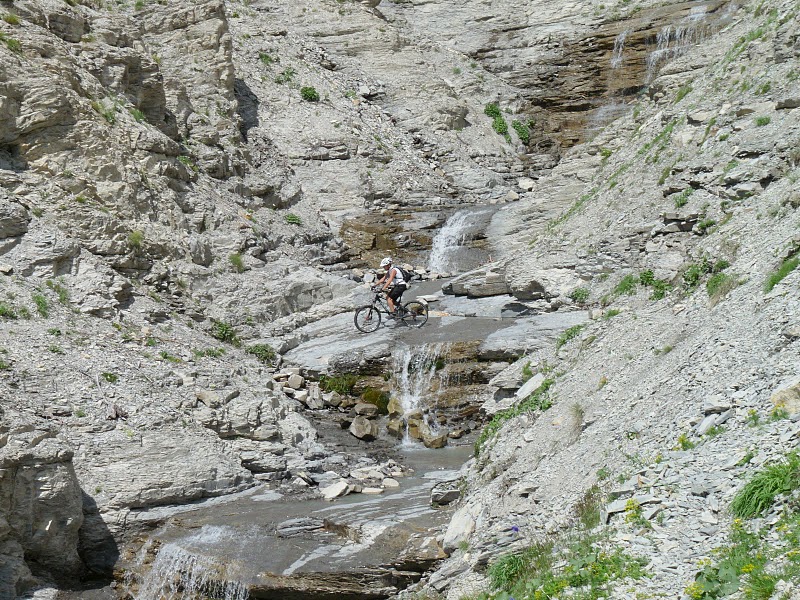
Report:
320,373,359,395
229,252,245,273
764,253,799,292
101,372,119,383
300,86,320,102
210,320,240,346
569,287,590,304
128,230,144,249
284,213,302,225
614,274,638,296
29,292,48,317
754,115,771,127
247,343,276,364
556,325,585,350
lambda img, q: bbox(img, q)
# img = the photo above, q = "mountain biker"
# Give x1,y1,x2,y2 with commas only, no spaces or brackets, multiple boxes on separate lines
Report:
375,257,408,316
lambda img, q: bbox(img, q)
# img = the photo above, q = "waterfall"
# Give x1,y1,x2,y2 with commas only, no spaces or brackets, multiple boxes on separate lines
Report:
645,8,712,82
427,208,493,274
393,343,449,416
427,211,473,274
610,29,629,69
135,526,249,600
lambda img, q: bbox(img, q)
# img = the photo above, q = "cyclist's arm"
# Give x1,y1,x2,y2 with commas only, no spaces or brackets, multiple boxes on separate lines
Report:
382,270,396,291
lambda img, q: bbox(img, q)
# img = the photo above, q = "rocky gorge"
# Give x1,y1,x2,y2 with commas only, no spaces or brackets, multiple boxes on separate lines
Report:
1,0,800,598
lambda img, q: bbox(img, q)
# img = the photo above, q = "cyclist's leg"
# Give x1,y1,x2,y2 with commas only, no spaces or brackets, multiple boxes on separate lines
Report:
388,286,403,313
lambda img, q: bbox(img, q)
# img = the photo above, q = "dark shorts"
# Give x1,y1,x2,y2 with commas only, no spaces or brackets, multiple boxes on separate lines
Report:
388,285,405,303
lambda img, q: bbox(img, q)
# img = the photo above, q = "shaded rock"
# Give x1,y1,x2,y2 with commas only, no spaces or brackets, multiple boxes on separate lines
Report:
348,416,378,441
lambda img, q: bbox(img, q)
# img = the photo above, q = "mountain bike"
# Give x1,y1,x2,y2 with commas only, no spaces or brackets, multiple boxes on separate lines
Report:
353,288,429,333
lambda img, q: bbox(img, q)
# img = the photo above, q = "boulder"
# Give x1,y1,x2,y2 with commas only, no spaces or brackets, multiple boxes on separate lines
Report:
442,504,479,553
387,396,404,417
354,402,379,417
514,373,546,401
321,479,350,500
431,481,461,506
386,417,405,439
771,380,800,414
506,265,582,301
287,374,305,390
0,201,29,239
348,416,378,441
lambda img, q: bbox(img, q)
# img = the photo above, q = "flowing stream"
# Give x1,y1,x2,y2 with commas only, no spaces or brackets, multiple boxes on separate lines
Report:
122,447,472,600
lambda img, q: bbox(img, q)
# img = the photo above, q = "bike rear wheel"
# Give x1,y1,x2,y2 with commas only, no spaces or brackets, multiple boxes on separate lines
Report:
400,300,428,328
354,305,382,333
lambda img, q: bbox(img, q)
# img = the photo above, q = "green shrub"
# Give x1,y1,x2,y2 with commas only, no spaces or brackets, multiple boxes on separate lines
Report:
638,270,655,287
603,309,621,319
229,252,245,273
320,373,359,395
731,452,800,518
675,84,693,102
3,13,20,25
194,347,225,358
569,287,589,304
128,230,144,249
284,213,302,225
247,343,276,364
5,38,21,53
129,108,145,122
575,484,603,529
614,274,638,296
210,320,240,346
674,188,694,208
91,101,116,124
683,258,713,291
159,350,181,363
275,67,296,84
707,272,736,299
521,361,534,382
764,254,799,292
0,303,18,319
258,51,274,65
32,293,49,317
484,103,501,118
755,115,771,126
492,115,509,135
48,345,63,354
511,120,530,144
300,86,320,102
101,372,118,383
475,378,554,456
556,325,585,349
697,218,717,234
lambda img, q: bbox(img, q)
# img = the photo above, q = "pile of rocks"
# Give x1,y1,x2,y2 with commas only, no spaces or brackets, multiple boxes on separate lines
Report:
350,264,454,284
300,459,408,500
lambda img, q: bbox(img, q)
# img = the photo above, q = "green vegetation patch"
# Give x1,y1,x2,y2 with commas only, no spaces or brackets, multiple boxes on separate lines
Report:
764,253,799,292
247,343,276,364
556,325,585,350
210,320,240,346
475,378,554,456
731,451,800,519
320,373,359,395
483,533,647,600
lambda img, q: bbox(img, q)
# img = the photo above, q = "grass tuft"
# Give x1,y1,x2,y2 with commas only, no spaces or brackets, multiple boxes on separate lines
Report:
731,452,800,519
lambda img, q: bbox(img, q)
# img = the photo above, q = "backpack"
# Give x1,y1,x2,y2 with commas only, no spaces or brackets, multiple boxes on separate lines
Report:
395,266,413,286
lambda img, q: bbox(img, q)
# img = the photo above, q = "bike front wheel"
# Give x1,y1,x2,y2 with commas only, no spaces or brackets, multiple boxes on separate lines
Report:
354,305,382,333
400,300,428,328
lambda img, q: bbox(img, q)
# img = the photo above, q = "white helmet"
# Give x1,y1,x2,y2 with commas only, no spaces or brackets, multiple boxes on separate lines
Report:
380,257,392,267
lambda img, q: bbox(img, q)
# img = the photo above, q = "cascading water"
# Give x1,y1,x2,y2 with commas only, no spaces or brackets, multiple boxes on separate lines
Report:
645,7,712,82
610,29,630,69
134,526,249,600
427,208,493,274
392,343,450,441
